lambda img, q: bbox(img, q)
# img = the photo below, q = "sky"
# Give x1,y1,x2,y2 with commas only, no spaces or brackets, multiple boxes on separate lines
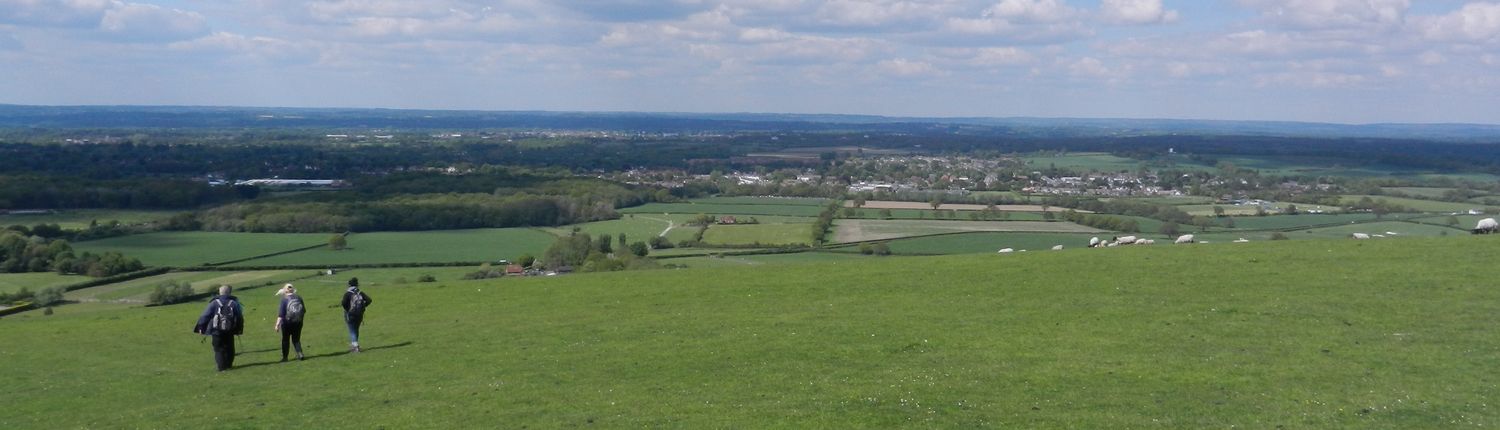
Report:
1,0,1499,124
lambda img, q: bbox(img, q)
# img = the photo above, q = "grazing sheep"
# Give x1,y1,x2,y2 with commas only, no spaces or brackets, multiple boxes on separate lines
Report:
1474,218,1499,234
1106,242,1120,247
1233,238,1249,243
1175,234,1195,244
1116,236,1138,245
1052,245,1065,251
1089,237,1101,248
998,248,1015,253
1385,231,1399,236
1373,234,1385,238
1351,233,1370,239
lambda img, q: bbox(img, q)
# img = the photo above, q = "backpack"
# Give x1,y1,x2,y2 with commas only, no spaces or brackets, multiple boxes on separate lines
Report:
284,295,305,323
210,298,239,334
348,291,368,317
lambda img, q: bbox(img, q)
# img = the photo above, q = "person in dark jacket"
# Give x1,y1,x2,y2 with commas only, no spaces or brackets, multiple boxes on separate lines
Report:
193,285,244,371
340,278,373,353
274,283,305,362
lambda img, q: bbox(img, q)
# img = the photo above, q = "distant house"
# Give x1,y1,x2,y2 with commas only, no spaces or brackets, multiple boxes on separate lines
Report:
504,265,525,276
718,216,737,224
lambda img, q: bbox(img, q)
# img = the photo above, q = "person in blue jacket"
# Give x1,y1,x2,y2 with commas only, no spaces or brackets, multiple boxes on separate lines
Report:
193,285,244,371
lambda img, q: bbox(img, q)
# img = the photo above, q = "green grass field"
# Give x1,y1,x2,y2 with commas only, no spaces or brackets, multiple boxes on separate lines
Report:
1290,221,1466,239
0,209,182,230
841,208,1048,221
234,229,556,266
544,214,807,245
74,232,329,267
1022,152,1148,172
620,202,828,217
1222,213,1381,231
701,223,814,246
0,272,91,295
1177,203,1341,217
688,196,832,206
661,252,874,269
1339,195,1495,213
70,270,306,303
882,232,1102,254
834,219,1105,243
8,238,1500,427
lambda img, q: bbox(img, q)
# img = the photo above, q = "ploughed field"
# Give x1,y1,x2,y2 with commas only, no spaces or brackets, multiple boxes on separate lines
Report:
3,237,1499,427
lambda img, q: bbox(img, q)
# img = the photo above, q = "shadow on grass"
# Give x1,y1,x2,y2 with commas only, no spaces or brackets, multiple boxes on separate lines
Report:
232,341,414,370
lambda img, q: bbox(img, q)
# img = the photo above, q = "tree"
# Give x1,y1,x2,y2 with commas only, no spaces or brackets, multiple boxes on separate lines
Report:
852,196,866,208
33,286,64,307
1270,232,1289,240
872,242,891,256
628,241,649,257
1445,215,1460,226
596,233,613,254
879,209,893,219
517,253,536,268
858,243,874,255
618,233,628,250
1160,221,1180,237
329,234,347,250
930,197,943,210
1212,206,1225,217
1283,204,1299,215
1221,217,1236,228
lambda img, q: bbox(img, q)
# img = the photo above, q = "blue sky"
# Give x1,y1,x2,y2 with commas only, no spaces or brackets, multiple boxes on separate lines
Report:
2,0,1499,124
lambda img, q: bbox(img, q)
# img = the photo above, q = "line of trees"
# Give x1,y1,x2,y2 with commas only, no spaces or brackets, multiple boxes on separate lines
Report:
0,230,144,276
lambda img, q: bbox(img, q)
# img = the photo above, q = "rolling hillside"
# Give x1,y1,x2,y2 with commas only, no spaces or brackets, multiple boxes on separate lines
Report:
3,237,1498,427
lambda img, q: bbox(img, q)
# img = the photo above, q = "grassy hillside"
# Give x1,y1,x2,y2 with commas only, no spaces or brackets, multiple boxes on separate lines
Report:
234,229,555,266
4,238,1500,427
74,232,327,267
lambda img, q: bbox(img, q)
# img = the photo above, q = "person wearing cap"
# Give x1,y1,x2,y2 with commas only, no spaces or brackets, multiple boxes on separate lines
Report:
274,283,306,361
340,277,373,353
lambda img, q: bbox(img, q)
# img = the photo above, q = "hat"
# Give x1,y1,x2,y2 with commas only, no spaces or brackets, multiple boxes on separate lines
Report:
276,283,295,295
348,277,359,287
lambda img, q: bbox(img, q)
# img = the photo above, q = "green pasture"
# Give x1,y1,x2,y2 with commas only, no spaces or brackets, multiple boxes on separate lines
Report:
543,214,702,244
1339,195,1495,213
235,229,556,266
660,252,874,269
646,247,773,257
1382,187,1462,199
841,208,1047,221
73,232,328,267
1108,196,1216,205
1292,221,1466,239
0,209,181,230
11,238,1500,427
1178,203,1341,217
73,270,304,303
0,272,90,295
1411,214,1491,230
1222,213,1380,231
689,196,832,206
1022,152,1147,172
620,202,828,217
701,223,814,246
834,219,1104,243
881,232,1102,254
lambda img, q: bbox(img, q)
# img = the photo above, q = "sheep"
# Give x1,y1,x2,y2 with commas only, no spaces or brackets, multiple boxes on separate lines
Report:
1088,237,1101,248
1385,231,1399,236
1174,234,1195,244
1351,233,1370,239
1233,238,1249,243
998,248,1015,253
1474,218,1499,234
1373,234,1385,238
1052,245,1065,251
1116,235,1138,245
1135,239,1153,245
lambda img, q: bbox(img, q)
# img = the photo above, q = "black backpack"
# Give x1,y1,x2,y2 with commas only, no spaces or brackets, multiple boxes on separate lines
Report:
210,298,240,334
284,295,305,323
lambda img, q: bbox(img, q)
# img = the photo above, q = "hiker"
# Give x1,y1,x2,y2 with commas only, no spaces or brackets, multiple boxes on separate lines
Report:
341,277,373,353
193,285,244,372
274,283,306,361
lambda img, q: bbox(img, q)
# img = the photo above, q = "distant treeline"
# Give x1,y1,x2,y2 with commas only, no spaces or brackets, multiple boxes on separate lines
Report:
0,230,143,276
174,171,661,233
0,175,257,209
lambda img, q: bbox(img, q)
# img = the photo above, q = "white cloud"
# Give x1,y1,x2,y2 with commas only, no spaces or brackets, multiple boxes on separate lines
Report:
1100,0,1178,25
986,0,1076,23
942,0,1089,43
813,0,949,28
1239,0,1409,31
0,0,111,27
99,2,209,41
878,58,939,76
1416,2,1500,43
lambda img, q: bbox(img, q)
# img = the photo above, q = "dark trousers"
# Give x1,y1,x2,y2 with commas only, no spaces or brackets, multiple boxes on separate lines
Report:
281,321,304,360
211,333,236,371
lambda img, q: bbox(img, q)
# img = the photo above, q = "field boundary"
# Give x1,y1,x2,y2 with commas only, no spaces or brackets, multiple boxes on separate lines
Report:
652,247,813,260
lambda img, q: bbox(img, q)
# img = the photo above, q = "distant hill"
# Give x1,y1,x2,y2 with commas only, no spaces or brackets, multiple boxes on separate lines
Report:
2,104,1500,141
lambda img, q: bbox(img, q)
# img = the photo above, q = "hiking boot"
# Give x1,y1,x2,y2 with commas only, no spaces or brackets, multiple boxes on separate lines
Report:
280,357,288,362
296,353,304,361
